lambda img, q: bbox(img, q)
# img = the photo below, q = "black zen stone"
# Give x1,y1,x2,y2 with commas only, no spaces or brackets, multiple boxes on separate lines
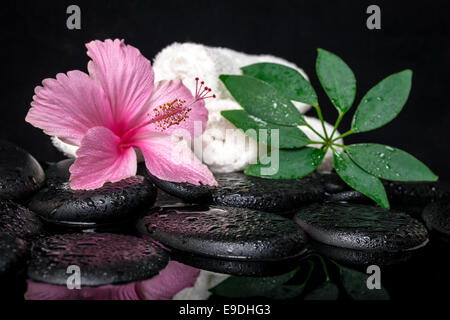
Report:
0,200,43,239
28,176,157,227
154,190,186,207
137,205,308,261
28,233,169,286
0,232,28,277
44,159,74,186
145,172,211,203
171,250,303,277
383,180,450,205
314,172,350,194
422,201,450,237
146,171,323,213
325,190,371,204
0,140,45,202
309,239,416,266
211,173,324,213
294,203,429,251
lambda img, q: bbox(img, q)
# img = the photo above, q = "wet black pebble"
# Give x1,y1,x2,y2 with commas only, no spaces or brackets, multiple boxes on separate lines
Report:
154,190,186,207
211,173,324,213
0,233,27,277
0,140,45,202
0,200,43,239
422,200,450,237
325,190,371,204
29,174,157,227
294,203,428,251
44,158,74,186
147,172,323,213
309,239,415,266
137,205,308,261
383,180,450,205
28,233,169,286
171,250,303,277
146,173,211,203
314,172,350,194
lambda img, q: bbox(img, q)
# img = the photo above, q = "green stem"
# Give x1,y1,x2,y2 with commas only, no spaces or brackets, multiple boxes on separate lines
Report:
330,112,344,140
314,105,329,140
310,253,330,282
309,140,326,145
332,130,354,142
329,259,342,269
301,261,315,287
331,143,347,149
303,121,326,141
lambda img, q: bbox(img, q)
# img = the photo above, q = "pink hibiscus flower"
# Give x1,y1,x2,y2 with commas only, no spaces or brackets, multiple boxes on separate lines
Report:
26,39,217,190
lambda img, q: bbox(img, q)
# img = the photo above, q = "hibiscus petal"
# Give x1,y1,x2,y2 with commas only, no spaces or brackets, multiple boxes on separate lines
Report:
129,80,208,140
131,132,217,186
24,280,140,300
135,260,200,300
86,39,154,133
26,71,112,146
70,127,137,190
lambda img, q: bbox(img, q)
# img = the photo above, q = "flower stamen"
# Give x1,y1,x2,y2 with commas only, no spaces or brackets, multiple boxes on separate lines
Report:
146,78,216,131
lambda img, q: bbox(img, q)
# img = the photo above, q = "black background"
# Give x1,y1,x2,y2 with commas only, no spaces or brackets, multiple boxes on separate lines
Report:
1,0,449,178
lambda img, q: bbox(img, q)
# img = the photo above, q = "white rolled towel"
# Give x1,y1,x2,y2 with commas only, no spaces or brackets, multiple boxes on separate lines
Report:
52,42,341,173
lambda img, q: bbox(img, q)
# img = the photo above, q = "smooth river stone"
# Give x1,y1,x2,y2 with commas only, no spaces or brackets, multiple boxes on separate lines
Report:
0,140,45,202
211,173,323,213
314,172,350,194
294,203,429,251
147,172,323,213
0,200,43,239
136,205,308,261
44,159,73,186
28,176,157,227
170,250,303,277
0,232,28,277
309,239,416,266
28,233,169,286
146,173,211,203
422,201,450,237
25,261,200,300
383,180,450,205
325,190,372,204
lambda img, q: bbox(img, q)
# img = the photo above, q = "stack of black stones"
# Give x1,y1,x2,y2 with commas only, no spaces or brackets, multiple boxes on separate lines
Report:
1,139,449,300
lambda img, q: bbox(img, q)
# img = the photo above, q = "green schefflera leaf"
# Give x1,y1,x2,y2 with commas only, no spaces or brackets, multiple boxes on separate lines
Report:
346,143,438,182
245,147,326,179
219,74,306,126
316,48,356,114
261,285,304,300
210,268,298,299
352,70,412,133
221,110,309,149
304,281,339,300
241,62,318,107
333,151,390,209
340,266,390,300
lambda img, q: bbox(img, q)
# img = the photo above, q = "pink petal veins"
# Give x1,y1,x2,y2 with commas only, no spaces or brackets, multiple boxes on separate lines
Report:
86,39,155,134
26,70,113,146
131,132,217,186
69,126,137,190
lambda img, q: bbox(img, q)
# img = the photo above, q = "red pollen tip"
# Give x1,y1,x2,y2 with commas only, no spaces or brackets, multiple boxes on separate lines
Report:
193,77,216,103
